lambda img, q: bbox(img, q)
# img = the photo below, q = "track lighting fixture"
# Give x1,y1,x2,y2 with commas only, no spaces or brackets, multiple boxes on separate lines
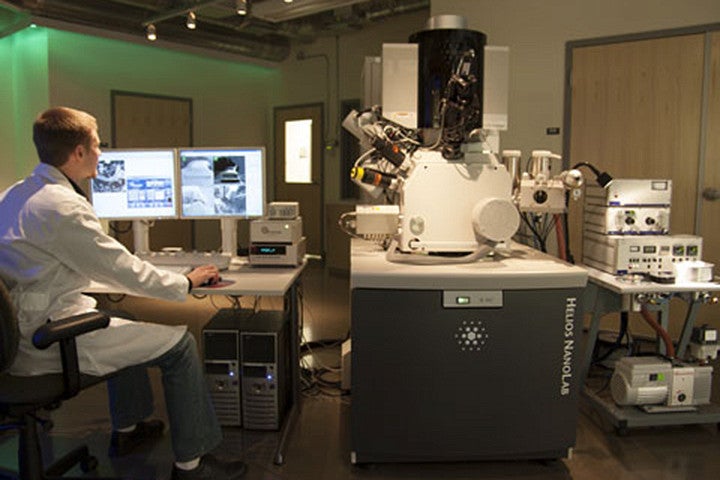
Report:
186,11,197,29
146,23,157,41
236,0,248,16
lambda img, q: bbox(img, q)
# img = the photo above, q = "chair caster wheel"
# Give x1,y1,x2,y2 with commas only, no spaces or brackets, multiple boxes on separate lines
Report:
80,455,98,473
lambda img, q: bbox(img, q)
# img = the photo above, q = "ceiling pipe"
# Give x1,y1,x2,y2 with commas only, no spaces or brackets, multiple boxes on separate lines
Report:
141,0,226,27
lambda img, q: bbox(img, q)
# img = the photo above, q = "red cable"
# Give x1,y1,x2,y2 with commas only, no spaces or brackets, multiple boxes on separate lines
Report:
640,306,676,359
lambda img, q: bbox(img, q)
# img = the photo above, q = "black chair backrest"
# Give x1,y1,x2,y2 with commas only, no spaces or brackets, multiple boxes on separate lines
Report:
0,278,19,374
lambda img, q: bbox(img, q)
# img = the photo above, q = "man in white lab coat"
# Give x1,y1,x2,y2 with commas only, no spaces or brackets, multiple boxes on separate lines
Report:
0,107,246,480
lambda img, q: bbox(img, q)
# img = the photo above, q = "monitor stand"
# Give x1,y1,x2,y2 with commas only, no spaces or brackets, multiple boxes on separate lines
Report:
133,220,151,254
220,218,238,256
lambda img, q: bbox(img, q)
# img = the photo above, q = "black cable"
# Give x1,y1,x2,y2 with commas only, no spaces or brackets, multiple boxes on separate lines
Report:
593,311,629,364
540,214,555,242
572,162,613,187
595,372,613,395
562,192,575,263
300,338,346,352
103,293,126,303
522,213,547,252
109,221,132,235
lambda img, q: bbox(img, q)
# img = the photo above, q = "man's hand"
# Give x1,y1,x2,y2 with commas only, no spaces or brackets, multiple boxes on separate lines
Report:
186,265,221,289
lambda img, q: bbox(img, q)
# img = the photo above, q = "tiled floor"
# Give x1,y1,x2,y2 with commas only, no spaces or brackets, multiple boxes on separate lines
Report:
2,262,720,479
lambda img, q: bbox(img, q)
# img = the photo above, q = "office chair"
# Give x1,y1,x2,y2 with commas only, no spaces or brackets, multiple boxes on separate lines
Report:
0,278,121,480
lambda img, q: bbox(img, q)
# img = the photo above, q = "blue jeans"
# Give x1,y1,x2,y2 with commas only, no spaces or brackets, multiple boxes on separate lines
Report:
105,332,222,462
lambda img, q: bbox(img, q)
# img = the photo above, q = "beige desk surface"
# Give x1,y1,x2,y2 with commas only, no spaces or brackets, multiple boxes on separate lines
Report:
87,258,305,297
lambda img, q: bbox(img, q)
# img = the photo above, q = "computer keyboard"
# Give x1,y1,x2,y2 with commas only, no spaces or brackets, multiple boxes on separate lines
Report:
157,265,192,275
137,251,232,271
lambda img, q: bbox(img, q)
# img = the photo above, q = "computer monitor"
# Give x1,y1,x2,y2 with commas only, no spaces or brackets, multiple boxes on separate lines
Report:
178,147,266,219
90,148,178,220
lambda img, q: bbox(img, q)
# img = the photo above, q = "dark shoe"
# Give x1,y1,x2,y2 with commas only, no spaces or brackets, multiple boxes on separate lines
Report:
171,454,247,480
108,419,165,457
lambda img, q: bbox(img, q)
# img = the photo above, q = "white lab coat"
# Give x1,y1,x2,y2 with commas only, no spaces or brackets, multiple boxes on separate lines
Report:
0,163,188,377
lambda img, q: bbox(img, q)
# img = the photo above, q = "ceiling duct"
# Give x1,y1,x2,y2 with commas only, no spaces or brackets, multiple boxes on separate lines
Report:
5,0,429,62
251,0,368,23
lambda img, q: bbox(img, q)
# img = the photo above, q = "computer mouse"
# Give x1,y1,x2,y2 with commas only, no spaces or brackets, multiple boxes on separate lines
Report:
201,276,221,287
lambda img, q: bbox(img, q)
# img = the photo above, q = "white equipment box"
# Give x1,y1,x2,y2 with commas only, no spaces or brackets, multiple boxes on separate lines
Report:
250,217,303,244
584,180,671,235
249,237,306,267
583,233,702,276
586,179,672,207
267,201,300,219
584,205,670,235
610,356,712,408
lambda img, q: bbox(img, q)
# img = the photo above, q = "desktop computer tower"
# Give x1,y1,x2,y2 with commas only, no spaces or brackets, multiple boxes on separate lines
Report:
202,309,253,426
203,308,291,430
240,310,290,430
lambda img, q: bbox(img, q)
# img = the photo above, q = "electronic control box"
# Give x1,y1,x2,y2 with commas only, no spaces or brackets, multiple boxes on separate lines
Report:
250,217,303,244
583,233,702,276
584,180,671,235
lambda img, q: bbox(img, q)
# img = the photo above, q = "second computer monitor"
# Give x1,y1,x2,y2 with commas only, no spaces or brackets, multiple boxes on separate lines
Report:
178,147,265,219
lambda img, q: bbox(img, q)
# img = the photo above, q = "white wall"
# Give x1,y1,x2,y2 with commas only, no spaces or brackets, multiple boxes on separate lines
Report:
275,10,429,203
432,0,720,159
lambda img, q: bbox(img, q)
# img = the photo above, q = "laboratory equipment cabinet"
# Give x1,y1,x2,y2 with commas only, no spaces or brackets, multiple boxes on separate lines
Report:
350,241,588,463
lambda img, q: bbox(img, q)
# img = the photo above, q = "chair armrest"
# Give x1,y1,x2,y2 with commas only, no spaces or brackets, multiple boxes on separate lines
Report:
30,312,110,398
32,312,110,350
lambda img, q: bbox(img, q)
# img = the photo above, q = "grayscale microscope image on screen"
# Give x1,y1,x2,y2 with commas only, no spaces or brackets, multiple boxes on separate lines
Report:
179,148,265,219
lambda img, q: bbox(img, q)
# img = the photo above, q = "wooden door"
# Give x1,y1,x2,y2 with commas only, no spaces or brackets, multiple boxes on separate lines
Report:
274,104,324,257
111,91,195,252
699,33,720,275
567,34,706,262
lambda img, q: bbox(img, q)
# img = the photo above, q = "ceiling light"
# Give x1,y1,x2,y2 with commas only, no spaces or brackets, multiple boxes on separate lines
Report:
283,0,294,4
146,23,157,41
236,0,248,16
186,11,197,29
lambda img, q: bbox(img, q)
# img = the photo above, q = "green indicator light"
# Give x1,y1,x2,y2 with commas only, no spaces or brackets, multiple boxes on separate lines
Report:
456,296,470,305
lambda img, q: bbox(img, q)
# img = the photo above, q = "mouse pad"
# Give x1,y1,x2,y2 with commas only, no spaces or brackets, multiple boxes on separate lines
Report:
203,279,235,288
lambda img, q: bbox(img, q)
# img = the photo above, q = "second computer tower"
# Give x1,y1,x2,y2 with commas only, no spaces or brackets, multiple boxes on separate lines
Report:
240,310,290,430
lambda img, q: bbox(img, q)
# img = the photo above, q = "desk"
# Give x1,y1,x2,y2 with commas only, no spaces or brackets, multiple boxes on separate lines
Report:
89,258,305,465
580,267,720,433
350,240,587,463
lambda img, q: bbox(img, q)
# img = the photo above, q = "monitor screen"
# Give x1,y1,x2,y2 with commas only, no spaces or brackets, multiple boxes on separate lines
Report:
90,149,178,220
178,147,265,219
